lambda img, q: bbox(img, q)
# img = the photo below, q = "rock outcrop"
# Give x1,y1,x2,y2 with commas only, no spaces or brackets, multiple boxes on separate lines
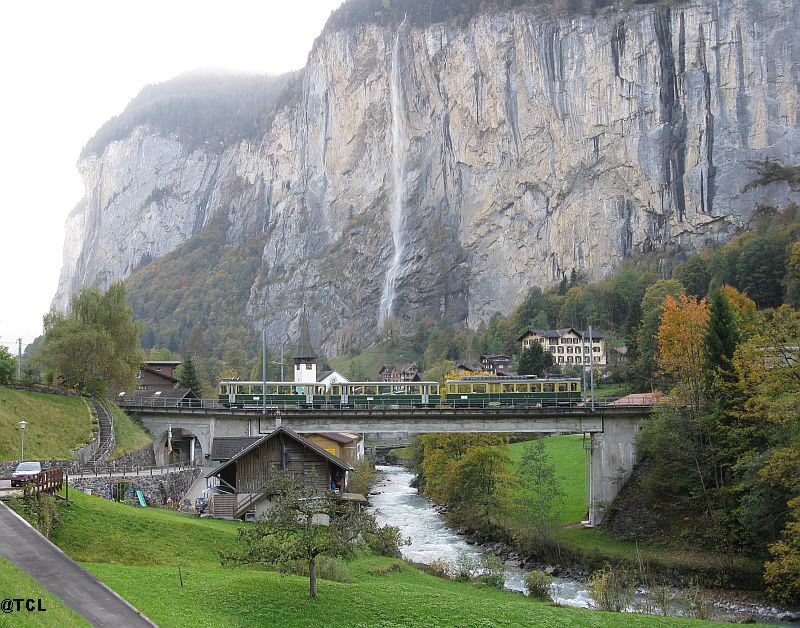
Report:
54,0,800,354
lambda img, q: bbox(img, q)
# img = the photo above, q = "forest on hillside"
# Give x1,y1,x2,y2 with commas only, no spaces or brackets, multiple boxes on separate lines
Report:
82,70,302,158
321,0,681,34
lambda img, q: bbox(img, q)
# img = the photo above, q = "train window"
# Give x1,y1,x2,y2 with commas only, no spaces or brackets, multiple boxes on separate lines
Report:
544,383,555,393
530,384,541,393
352,386,364,395
236,385,247,394
558,384,567,392
502,383,514,393
364,386,377,395
220,385,228,394
570,383,578,391
407,385,420,394
457,384,471,394
473,384,486,393
265,386,276,395
251,385,262,394
430,385,439,394
331,385,341,395
515,384,528,393
278,386,291,395
377,385,389,394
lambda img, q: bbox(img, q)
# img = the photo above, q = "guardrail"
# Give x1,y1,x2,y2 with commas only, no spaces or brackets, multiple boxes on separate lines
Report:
120,395,665,411
0,468,64,496
70,462,193,479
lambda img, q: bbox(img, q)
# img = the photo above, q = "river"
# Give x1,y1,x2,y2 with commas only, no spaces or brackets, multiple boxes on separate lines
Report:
368,465,796,625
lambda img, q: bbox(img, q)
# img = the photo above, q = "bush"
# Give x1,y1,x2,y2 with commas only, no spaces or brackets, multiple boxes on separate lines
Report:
479,555,506,589
682,583,712,620
365,524,407,557
524,570,553,602
347,457,377,495
588,564,634,612
426,558,451,579
452,552,482,581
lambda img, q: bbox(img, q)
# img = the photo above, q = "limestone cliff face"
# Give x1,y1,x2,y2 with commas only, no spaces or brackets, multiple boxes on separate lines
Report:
54,0,800,354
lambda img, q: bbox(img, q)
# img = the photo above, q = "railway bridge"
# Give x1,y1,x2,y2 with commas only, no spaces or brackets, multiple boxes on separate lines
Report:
120,401,655,525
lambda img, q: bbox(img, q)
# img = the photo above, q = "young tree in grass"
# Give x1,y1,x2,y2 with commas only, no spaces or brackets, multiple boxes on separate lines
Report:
177,355,203,398
221,472,393,599
517,439,565,537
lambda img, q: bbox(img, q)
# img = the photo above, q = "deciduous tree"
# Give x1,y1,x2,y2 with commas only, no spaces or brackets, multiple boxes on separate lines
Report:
37,283,144,395
517,343,554,376
0,346,16,385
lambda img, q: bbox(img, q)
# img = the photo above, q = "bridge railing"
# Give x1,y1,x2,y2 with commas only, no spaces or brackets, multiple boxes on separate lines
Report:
119,395,664,412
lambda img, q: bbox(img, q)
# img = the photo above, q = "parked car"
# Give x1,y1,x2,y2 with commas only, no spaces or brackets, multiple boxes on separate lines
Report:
11,461,42,487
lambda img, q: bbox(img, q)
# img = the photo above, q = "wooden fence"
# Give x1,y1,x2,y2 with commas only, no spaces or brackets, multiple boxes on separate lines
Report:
0,468,64,496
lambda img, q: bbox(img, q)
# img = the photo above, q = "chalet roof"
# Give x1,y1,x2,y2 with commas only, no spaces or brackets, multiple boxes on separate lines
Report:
378,363,417,373
206,426,354,479
210,436,262,461
295,308,315,361
124,387,196,400
312,432,360,445
516,328,605,341
141,368,178,384
144,360,182,366
455,361,482,372
480,354,512,361
316,370,332,382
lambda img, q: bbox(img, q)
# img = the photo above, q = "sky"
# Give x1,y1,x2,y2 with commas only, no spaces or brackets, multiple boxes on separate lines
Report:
0,0,344,353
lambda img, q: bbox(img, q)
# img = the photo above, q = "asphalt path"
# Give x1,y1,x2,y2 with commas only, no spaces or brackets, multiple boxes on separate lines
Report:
0,501,154,626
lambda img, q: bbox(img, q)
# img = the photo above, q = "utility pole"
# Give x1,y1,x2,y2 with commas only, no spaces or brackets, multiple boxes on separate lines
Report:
262,326,267,414
17,338,22,380
588,325,595,412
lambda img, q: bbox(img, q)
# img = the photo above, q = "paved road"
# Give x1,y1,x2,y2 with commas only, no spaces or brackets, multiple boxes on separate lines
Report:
0,501,154,626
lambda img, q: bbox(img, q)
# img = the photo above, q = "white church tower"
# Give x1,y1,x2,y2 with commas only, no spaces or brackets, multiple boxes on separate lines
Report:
293,308,317,384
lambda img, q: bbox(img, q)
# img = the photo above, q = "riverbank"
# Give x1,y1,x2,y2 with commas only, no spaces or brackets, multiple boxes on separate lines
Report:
369,464,799,624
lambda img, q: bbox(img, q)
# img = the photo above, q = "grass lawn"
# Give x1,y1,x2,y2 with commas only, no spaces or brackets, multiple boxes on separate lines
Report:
45,490,727,626
508,436,762,583
0,388,91,459
508,435,588,525
107,403,152,460
0,557,88,627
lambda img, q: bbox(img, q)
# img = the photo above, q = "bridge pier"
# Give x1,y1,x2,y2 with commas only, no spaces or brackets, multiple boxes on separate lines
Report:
587,416,640,526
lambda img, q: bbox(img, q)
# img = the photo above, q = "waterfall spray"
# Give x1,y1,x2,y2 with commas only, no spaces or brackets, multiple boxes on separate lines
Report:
379,25,407,325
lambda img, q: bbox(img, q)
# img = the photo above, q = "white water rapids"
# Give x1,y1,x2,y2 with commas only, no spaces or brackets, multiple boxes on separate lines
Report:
378,27,407,325
367,465,794,624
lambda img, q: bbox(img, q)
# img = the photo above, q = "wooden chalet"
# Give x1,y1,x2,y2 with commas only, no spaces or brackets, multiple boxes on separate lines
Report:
204,427,354,520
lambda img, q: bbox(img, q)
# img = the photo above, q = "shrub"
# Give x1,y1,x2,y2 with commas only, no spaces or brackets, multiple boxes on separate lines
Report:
426,558,451,579
682,583,712,620
588,564,634,612
524,570,553,602
479,554,506,589
365,524,407,557
453,552,481,581
346,457,377,495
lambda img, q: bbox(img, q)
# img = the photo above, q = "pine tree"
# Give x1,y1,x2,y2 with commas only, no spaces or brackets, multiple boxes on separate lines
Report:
705,287,739,381
178,355,203,398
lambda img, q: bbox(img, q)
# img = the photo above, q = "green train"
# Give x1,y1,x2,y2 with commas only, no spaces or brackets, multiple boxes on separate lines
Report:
218,376,582,408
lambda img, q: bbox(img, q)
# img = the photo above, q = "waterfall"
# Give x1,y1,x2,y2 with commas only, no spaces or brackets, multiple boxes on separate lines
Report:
379,26,407,326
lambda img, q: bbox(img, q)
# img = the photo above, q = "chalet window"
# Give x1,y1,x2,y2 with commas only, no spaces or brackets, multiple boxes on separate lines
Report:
305,364,312,369
558,357,564,364
567,357,573,363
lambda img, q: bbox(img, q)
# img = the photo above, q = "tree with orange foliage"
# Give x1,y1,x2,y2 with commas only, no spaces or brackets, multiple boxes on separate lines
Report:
657,294,710,414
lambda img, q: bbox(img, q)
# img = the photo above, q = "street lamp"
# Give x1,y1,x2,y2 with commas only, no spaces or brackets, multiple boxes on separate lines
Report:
18,420,28,462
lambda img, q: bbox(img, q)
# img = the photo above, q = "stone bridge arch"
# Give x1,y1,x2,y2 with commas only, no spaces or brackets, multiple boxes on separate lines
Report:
153,423,210,467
